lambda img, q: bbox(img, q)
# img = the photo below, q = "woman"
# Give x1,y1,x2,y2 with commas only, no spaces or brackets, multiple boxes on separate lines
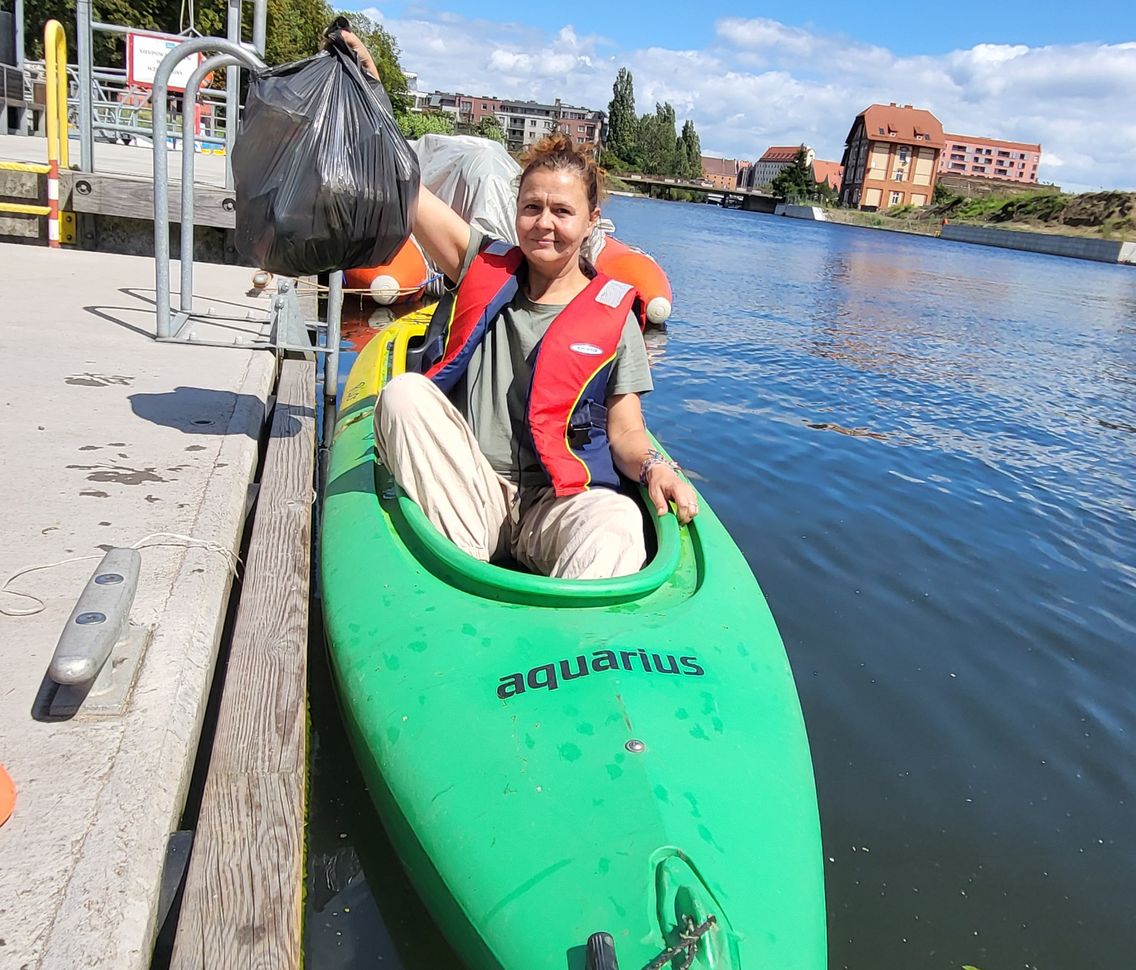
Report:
375,133,698,579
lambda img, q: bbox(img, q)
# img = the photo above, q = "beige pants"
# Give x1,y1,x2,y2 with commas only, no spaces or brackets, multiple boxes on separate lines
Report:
373,373,647,579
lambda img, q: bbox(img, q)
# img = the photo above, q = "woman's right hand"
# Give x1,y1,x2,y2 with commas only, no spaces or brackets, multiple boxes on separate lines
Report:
329,29,469,280
337,30,379,81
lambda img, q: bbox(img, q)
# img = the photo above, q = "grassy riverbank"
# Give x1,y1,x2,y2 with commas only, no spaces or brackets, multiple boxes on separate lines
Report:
828,190,1136,240
604,173,636,194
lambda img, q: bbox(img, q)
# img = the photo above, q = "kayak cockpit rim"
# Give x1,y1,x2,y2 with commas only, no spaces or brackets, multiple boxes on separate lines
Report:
376,463,685,607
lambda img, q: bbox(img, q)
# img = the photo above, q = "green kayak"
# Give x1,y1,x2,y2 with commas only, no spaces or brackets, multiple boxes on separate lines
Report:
320,312,826,970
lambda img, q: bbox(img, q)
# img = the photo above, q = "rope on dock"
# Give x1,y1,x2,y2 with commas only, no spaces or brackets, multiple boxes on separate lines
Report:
1,533,240,617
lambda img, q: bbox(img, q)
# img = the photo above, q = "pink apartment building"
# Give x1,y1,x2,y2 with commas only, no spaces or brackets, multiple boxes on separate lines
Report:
939,134,1042,183
454,95,503,125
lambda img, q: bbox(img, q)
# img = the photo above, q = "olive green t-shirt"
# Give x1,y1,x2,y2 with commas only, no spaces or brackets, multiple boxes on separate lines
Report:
450,228,654,490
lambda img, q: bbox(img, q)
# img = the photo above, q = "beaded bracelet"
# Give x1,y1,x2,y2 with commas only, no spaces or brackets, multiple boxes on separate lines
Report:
639,448,682,486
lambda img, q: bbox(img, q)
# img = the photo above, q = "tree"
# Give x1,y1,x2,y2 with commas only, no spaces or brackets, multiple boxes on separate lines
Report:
637,101,677,176
335,9,410,113
677,119,702,179
263,0,334,66
770,144,815,202
477,115,505,144
22,0,426,137
606,67,636,165
20,0,397,78
599,148,626,171
814,179,838,206
23,0,171,61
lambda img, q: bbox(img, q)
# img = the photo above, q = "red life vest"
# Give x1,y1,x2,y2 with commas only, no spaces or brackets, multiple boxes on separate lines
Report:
423,240,640,496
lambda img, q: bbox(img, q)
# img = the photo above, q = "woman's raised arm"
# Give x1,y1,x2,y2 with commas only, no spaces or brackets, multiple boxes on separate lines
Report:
413,186,472,284
337,27,472,280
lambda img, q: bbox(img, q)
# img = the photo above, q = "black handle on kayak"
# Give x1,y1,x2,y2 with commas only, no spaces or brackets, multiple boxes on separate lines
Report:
585,932,619,970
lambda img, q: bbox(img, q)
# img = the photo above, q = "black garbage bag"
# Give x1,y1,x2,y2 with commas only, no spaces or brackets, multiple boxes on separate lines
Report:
233,33,419,276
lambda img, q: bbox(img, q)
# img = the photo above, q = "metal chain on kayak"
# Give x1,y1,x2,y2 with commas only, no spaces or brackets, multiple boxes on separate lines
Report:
642,914,717,970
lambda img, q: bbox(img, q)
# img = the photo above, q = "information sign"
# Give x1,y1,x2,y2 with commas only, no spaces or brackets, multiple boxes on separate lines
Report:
127,32,203,92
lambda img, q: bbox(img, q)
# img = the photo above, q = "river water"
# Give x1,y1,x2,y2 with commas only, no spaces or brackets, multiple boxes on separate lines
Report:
306,198,1136,969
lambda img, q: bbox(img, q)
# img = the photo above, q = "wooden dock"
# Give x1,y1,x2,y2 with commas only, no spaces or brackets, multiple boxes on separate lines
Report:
0,241,317,970
170,357,315,969
1,134,238,252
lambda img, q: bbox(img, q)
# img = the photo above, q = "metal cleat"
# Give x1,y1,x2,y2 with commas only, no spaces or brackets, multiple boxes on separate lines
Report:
47,549,149,716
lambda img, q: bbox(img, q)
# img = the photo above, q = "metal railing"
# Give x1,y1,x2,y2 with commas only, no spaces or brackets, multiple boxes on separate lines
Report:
21,58,232,149
1,63,26,108
150,36,263,336
148,35,341,394
3,6,343,392
73,0,264,186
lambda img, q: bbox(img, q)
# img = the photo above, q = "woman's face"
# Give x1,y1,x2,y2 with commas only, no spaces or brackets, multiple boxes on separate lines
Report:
515,168,598,275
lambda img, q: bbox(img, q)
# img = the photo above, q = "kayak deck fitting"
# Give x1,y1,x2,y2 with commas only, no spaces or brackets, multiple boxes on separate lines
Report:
320,308,826,969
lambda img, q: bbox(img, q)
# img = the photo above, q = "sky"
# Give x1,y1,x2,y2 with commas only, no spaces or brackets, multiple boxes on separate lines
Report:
348,1,1136,192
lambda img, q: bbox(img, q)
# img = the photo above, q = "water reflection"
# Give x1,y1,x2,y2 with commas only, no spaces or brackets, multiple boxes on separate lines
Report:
307,607,462,969
338,296,413,353
643,326,668,367
610,198,1136,970
805,421,888,440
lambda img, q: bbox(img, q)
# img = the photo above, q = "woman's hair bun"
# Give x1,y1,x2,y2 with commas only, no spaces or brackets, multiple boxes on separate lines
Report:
519,132,606,211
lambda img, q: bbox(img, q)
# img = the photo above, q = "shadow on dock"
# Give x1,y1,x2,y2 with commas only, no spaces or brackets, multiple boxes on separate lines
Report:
129,386,312,438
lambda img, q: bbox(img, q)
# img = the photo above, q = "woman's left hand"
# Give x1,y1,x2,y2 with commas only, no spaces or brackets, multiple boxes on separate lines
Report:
605,392,699,524
646,464,700,524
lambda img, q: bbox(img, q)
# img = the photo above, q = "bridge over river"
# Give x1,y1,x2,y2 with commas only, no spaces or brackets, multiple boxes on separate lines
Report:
616,173,778,212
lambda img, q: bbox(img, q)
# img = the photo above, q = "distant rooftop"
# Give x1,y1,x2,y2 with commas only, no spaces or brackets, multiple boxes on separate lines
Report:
433,91,602,116
855,103,944,147
812,159,844,190
701,155,741,177
758,146,801,163
944,132,1042,152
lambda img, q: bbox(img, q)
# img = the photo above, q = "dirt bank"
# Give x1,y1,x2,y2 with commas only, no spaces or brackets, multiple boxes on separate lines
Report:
828,190,1136,240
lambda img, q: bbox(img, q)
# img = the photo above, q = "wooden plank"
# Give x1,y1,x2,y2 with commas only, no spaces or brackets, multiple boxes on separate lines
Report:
171,773,305,968
59,171,237,228
170,357,315,970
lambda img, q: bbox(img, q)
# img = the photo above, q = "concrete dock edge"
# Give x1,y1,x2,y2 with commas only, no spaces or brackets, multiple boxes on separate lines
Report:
940,223,1135,264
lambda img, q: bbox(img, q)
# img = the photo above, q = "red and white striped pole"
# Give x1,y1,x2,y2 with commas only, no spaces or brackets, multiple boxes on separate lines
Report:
47,159,60,249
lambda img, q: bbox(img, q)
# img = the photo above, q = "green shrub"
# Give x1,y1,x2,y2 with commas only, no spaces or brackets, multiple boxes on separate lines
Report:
932,181,959,205
397,110,455,139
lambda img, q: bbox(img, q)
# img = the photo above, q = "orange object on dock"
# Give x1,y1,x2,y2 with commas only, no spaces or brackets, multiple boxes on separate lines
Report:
0,764,15,827
594,235,673,326
344,237,431,305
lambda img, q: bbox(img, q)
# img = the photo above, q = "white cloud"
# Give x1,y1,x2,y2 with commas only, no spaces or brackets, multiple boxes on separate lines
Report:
345,6,1136,191
718,17,819,57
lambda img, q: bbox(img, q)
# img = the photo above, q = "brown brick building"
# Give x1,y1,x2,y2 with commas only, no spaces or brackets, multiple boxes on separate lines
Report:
701,155,743,190
839,103,944,209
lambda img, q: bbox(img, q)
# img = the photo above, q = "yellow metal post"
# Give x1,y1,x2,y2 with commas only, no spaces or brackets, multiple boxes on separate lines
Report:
42,20,69,246
45,21,69,170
